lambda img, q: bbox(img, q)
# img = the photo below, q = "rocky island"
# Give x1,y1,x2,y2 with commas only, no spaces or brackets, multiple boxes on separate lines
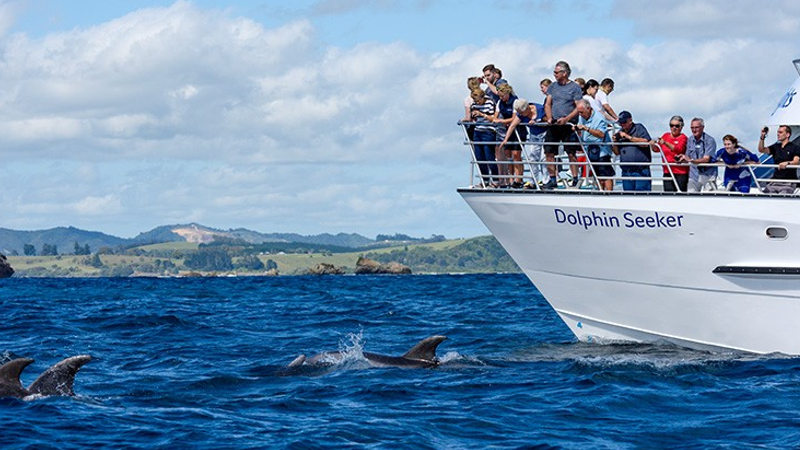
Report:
355,256,411,275
306,263,346,275
0,254,14,278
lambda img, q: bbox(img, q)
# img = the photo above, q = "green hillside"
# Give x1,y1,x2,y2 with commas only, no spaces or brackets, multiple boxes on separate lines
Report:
6,236,518,277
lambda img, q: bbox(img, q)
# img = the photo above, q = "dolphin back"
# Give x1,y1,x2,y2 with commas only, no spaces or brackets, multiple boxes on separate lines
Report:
27,355,92,396
402,336,447,362
0,358,34,398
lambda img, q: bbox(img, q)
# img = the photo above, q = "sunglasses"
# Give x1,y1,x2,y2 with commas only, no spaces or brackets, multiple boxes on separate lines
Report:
669,123,682,128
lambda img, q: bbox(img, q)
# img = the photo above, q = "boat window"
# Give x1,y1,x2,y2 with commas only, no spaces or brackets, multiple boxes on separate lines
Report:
766,227,788,239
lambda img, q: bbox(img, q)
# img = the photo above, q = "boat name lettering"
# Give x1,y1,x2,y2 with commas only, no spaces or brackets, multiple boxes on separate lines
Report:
553,209,684,230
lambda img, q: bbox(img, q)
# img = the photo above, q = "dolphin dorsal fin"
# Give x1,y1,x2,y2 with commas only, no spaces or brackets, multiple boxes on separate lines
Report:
287,354,306,368
27,355,92,396
402,336,447,361
0,358,34,390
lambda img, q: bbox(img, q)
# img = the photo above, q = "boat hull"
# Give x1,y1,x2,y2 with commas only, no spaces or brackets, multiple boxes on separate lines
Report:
459,189,800,354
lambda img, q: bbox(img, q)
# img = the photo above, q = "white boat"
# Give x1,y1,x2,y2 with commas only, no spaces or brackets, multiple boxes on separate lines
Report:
460,60,800,355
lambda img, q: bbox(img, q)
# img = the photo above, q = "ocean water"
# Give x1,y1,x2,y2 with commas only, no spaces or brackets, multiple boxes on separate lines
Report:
2,274,800,448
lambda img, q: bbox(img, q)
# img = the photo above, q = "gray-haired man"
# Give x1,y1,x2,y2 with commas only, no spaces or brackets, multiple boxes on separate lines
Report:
680,118,717,192
543,60,582,189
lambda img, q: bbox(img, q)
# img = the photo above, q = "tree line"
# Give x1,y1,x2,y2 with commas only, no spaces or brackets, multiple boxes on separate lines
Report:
20,241,91,256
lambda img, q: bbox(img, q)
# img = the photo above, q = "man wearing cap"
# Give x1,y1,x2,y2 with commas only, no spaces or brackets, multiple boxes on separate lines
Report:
500,98,547,188
543,60,583,189
612,110,655,191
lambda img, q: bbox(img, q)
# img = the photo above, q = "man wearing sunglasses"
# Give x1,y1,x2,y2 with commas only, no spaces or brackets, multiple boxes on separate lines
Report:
655,115,689,192
543,60,582,189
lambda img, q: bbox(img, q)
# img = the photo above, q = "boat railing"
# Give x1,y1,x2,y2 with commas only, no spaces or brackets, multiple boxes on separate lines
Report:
459,121,800,194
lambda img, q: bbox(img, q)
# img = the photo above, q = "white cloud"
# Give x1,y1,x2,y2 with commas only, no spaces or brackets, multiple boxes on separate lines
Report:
170,84,198,100
0,116,87,141
310,0,431,15
0,1,22,37
615,0,800,40
0,2,319,158
72,195,123,215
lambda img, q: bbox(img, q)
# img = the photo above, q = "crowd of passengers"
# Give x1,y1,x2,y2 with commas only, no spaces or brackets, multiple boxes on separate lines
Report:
463,60,800,194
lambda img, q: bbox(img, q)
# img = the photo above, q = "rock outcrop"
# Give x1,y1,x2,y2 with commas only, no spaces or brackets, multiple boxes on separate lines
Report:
306,263,346,275
355,257,411,275
0,254,13,278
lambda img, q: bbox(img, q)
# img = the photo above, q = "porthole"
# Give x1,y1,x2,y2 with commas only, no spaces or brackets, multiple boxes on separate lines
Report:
766,227,788,239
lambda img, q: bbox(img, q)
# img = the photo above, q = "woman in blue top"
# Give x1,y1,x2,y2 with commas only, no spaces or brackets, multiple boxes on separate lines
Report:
713,134,759,193
499,98,548,187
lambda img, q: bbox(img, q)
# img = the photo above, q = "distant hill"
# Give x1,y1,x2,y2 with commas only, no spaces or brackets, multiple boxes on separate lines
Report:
132,223,376,247
131,225,185,244
364,236,519,273
0,226,129,256
251,232,375,248
0,223,415,255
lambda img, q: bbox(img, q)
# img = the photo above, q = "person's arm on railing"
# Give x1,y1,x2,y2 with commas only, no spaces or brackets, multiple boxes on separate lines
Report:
779,155,800,170
471,107,493,123
494,107,514,127
574,122,604,139
556,101,579,126
655,137,674,152
616,129,655,147
679,153,709,165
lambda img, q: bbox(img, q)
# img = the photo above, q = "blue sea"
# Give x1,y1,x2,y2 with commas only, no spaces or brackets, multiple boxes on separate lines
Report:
2,274,800,448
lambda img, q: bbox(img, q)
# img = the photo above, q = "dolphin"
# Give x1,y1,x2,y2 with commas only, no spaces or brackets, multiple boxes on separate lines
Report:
0,355,92,399
288,335,447,369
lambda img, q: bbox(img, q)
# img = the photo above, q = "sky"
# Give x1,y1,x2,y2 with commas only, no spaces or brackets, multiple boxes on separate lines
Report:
1,0,799,239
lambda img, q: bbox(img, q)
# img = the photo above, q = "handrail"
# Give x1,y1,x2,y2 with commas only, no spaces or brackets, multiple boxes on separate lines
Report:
458,121,800,194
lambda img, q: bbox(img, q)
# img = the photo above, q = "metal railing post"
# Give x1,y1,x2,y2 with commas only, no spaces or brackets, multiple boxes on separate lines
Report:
572,129,602,190
459,121,483,188
656,147,681,192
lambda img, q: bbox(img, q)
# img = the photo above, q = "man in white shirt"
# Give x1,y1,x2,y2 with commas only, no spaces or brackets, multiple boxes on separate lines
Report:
595,78,618,122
